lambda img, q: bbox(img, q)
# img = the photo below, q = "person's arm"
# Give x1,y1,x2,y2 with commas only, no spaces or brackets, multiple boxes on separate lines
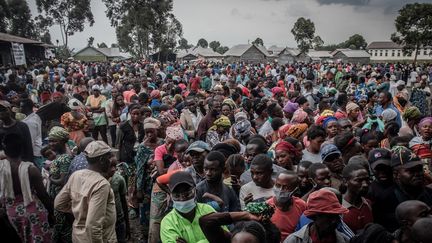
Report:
199,212,261,243
154,146,167,176
119,176,130,239
54,177,72,213
86,183,111,243
116,125,124,149
20,123,34,162
29,165,54,216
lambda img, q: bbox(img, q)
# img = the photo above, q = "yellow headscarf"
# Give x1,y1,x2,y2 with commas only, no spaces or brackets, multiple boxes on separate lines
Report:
209,115,231,131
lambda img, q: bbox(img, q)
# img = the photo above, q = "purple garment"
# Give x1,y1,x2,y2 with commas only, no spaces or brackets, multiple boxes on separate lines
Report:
283,101,299,114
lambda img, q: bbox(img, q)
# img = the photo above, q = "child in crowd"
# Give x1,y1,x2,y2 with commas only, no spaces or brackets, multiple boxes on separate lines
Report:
40,146,57,190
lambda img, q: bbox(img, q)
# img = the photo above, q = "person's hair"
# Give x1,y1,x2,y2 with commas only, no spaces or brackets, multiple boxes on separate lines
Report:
251,154,273,170
308,163,328,179
138,92,149,103
3,133,22,159
381,91,392,101
175,139,189,148
128,103,140,113
254,101,267,115
295,96,308,106
334,131,355,152
247,137,268,154
232,221,267,243
359,130,382,145
389,135,413,148
205,151,226,169
337,118,351,127
367,91,376,101
284,137,300,147
336,93,348,106
350,223,395,243
298,160,313,171
232,92,240,101
267,103,279,117
384,121,400,137
271,117,284,131
227,154,246,171
307,125,326,140
342,163,365,179
40,146,52,158
20,98,34,112
78,137,95,153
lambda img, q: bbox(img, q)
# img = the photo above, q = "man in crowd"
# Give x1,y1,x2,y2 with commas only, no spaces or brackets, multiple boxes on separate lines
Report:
184,141,211,184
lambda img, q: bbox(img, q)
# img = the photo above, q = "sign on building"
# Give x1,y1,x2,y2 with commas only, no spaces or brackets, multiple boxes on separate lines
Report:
11,42,26,66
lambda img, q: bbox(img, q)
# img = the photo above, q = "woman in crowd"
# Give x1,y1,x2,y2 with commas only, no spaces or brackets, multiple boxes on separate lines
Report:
400,106,422,137
206,116,231,148
107,93,126,147
60,99,88,145
117,104,144,164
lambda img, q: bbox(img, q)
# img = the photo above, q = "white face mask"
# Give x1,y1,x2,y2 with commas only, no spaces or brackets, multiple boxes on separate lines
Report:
172,197,196,214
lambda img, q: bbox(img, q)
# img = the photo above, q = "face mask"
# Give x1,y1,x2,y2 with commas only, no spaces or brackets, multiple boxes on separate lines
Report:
273,187,296,205
172,197,197,214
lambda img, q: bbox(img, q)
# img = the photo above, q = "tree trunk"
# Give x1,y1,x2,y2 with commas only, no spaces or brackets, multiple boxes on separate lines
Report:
413,44,419,65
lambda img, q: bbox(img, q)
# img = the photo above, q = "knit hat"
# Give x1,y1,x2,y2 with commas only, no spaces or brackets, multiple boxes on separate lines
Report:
304,189,348,217
381,109,397,123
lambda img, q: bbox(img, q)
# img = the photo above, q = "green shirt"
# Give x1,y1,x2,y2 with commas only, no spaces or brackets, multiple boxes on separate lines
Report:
109,172,127,221
160,203,215,243
201,77,212,91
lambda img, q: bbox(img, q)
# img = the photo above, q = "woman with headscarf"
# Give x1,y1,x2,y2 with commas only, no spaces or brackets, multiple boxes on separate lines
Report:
291,108,309,124
394,91,409,114
48,126,73,243
322,116,338,142
346,102,364,128
283,101,299,121
60,99,88,145
206,115,231,148
274,140,300,171
400,106,422,137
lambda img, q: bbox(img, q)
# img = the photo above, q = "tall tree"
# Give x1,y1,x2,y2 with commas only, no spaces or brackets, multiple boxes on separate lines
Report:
40,31,52,44
178,38,192,50
0,0,9,32
197,38,208,48
291,17,316,54
252,37,264,46
97,42,108,48
87,37,94,46
391,3,432,63
111,43,119,48
209,41,221,52
7,0,37,39
312,36,324,49
342,34,367,49
36,0,94,48
216,46,229,54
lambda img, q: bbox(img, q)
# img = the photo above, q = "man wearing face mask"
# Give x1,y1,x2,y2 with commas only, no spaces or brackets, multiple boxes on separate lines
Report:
54,141,117,242
160,171,218,243
268,171,307,240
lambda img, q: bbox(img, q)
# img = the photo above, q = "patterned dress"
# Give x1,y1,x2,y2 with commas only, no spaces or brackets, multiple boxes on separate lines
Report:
49,154,73,243
60,111,88,145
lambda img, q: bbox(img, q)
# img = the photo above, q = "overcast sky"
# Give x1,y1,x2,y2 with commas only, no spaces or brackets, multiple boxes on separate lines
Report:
27,0,430,51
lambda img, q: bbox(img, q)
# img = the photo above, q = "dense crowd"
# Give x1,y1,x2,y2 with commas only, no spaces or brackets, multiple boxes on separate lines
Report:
1,60,432,243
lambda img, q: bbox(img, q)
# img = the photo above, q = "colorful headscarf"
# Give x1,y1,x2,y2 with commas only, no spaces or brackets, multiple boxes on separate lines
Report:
150,90,161,99
48,126,70,141
278,124,292,139
234,120,252,138
210,115,231,131
291,109,308,124
419,117,432,127
6,91,18,100
403,107,421,121
346,102,360,114
222,98,237,110
320,109,335,117
322,116,338,128
286,123,308,139
283,101,299,114
275,141,298,155
165,125,184,140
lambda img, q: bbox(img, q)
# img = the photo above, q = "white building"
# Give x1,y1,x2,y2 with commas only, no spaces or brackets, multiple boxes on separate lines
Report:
367,41,432,62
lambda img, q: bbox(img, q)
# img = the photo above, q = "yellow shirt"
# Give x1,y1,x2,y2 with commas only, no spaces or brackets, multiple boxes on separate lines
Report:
54,169,117,243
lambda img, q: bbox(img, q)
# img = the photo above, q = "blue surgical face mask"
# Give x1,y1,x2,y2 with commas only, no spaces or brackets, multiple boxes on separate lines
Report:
172,197,197,214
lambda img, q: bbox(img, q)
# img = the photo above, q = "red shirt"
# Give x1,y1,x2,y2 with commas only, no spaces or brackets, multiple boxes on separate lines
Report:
190,77,201,92
342,198,374,233
267,196,307,241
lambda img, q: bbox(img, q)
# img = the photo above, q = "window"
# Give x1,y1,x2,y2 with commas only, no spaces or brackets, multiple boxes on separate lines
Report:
385,50,388,57
417,50,420,55
375,51,378,56
425,49,429,55
380,50,383,57
397,50,401,57
392,50,395,57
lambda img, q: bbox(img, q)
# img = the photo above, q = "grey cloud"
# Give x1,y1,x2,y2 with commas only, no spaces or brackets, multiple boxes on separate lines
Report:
316,0,370,6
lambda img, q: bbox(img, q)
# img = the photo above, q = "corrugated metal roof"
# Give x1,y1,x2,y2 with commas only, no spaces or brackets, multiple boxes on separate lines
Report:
367,41,402,49
334,50,370,58
224,44,270,57
307,50,332,58
0,32,42,44
177,46,221,58
73,46,130,59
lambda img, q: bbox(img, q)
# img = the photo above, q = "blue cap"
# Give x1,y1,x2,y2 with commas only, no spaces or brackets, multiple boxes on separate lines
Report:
186,141,211,154
320,144,341,162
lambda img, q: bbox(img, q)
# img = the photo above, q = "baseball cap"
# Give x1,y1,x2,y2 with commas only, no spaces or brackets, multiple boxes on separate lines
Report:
185,141,211,154
368,148,392,169
320,144,341,162
391,147,423,169
168,171,195,192
85,141,112,158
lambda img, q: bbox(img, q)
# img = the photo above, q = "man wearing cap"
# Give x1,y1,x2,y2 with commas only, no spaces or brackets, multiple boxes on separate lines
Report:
160,171,219,243
86,84,108,143
320,144,345,190
284,189,350,243
55,141,117,243
184,141,211,184
0,100,34,163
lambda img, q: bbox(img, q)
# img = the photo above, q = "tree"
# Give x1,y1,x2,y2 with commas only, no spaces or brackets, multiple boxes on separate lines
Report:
342,34,367,49
197,38,208,48
111,43,119,48
7,0,37,39
104,0,182,58
209,41,221,52
87,37,94,46
97,42,108,48
252,37,264,46
291,17,316,54
40,31,52,44
216,46,229,54
312,36,324,49
0,0,9,32
391,3,432,63
178,38,192,50
36,0,94,48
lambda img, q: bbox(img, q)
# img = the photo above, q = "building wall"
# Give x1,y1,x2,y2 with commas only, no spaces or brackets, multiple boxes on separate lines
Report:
74,47,107,61
368,47,432,62
277,54,296,65
333,53,370,64
240,47,266,63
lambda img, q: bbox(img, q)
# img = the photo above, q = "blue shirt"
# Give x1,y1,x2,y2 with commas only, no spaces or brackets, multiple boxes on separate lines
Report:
375,103,402,127
66,153,88,182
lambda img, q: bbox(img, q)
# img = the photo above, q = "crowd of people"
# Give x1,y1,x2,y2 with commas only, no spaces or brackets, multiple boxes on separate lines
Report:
0,60,432,243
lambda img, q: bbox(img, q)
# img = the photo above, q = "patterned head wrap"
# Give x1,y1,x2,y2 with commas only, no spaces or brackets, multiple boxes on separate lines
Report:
6,91,18,100
346,102,360,114
291,109,308,124
283,101,299,114
278,124,292,139
286,123,308,139
322,116,338,128
48,126,70,141
419,117,432,127
210,116,231,131
275,141,297,155
403,107,421,121
234,120,252,138
165,125,184,140
222,98,237,110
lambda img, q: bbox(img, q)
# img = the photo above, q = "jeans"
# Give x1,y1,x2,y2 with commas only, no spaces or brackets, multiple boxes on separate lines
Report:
92,125,108,143
109,125,117,147
116,220,127,243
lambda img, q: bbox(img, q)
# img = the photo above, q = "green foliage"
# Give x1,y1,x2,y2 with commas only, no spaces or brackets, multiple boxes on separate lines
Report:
0,0,9,32
197,38,208,48
40,31,52,44
5,0,37,39
97,42,108,48
312,36,324,49
111,43,119,48
54,46,72,60
36,0,94,47
209,41,221,52
104,0,182,58
391,3,432,63
291,17,316,54
252,37,264,46
216,46,229,54
341,34,367,49
178,38,193,50
87,37,94,46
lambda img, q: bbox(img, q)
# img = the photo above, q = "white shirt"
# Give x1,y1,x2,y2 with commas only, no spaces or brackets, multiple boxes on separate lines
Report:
239,181,275,210
22,113,43,157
